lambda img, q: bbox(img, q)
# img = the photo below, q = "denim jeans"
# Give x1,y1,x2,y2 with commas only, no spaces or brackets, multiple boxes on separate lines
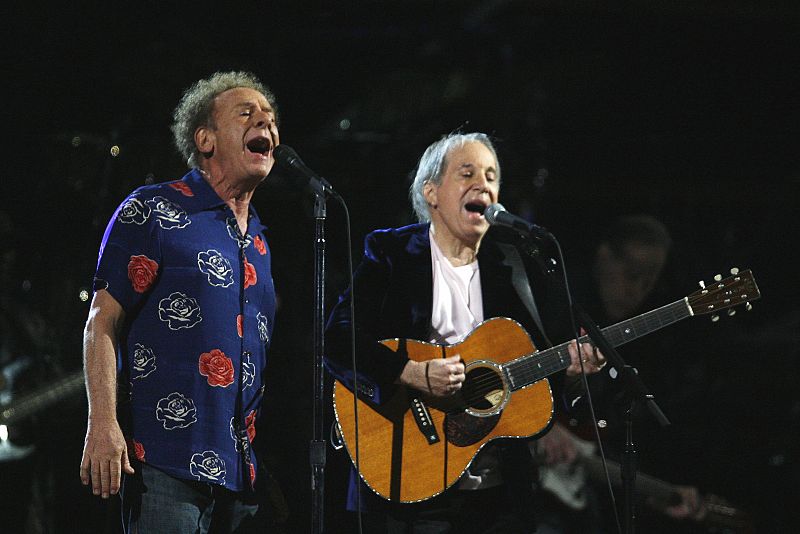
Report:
121,462,259,534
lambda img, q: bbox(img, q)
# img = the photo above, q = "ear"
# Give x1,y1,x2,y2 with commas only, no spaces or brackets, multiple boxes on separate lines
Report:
194,126,215,158
423,181,438,209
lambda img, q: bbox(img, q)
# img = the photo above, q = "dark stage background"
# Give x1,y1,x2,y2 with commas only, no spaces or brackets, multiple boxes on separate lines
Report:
3,2,798,533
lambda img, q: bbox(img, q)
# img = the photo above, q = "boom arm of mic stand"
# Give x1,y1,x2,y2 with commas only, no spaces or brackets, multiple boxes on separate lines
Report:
573,303,671,534
572,304,670,427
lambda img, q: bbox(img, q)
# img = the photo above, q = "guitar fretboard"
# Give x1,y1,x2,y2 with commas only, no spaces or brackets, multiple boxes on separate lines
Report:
504,299,691,391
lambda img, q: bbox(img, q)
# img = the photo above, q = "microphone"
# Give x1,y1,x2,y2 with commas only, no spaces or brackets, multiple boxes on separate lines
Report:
484,203,552,240
273,144,337,196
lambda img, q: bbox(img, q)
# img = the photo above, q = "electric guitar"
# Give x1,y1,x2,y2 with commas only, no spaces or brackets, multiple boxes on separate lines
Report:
332,269,760,503
539,432,754,532
0,370,85,426
0,369,85,462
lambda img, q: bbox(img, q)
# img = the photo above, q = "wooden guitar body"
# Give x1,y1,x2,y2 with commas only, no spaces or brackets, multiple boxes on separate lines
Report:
333,317,553,503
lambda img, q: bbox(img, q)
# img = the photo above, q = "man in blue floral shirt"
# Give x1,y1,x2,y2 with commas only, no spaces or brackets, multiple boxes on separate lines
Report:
80,71,280,533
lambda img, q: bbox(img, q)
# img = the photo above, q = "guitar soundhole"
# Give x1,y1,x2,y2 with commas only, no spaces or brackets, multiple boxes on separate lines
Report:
443,364,507,446
462,365,505,412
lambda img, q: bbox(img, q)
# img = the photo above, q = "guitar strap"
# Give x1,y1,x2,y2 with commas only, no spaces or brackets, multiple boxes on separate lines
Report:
496,242,553,348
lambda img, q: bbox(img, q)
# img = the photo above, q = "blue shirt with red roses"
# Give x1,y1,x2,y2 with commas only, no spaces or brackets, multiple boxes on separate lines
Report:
94,168,275,492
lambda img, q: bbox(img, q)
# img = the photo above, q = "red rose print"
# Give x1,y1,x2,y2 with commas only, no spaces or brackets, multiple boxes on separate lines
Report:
169,181,194,197
253,235,266,255
128,255,159,293
198,349,235,387
243,257,257,289
236,314,243,338
125,437,146,462
245,410,257,442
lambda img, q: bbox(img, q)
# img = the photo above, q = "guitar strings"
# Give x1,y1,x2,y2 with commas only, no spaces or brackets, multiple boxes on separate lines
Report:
452,352,564,408
437,299,692,410
446,282,743,407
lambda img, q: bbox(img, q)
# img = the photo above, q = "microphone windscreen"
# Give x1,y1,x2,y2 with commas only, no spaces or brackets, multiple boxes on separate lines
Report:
484,203,507,225
273,144,301,167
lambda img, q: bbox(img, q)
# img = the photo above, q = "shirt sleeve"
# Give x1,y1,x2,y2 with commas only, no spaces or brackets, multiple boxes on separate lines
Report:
94,193,162,313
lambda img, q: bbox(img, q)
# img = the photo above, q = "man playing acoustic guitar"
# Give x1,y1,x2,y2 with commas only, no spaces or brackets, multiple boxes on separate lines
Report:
325,132,607,533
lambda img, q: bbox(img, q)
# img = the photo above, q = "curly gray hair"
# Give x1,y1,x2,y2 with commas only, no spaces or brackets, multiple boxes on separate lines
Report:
171,71,277,168
408,132,501,222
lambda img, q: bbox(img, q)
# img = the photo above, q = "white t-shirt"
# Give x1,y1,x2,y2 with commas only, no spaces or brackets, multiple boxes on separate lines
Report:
428,229,503,490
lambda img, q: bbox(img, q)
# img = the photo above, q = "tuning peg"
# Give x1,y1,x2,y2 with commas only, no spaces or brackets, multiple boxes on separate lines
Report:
711,314,720,322
746,302,753,311
698,280,706,289
728,309,736,316
730,267,740,275
714,274,722,282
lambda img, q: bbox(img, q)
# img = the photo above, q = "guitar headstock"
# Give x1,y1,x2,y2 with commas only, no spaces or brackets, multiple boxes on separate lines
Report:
687,268,760,319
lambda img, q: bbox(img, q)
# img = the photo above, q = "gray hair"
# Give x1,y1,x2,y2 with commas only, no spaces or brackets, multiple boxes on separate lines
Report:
409,132,500,222
171,71,277,168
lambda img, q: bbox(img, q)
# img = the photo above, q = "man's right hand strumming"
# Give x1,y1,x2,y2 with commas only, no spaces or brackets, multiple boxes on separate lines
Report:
399,355,466,397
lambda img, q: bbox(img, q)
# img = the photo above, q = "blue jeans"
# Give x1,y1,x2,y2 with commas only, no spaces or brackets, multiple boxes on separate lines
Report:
121,462,260,534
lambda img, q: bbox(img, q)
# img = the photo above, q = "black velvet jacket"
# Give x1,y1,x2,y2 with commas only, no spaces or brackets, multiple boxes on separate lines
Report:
325,223,564,402
324,223,573,517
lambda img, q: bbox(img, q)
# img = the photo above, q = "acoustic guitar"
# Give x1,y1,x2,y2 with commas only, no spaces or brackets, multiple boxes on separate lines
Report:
332,269,760,502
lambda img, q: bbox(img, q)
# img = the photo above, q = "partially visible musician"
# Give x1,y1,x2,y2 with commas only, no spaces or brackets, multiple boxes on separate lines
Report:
325,132,606,533
0,210,63,533
532,215,711,533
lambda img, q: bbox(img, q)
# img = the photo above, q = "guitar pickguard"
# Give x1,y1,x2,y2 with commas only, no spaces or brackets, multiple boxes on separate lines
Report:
445,411,500,447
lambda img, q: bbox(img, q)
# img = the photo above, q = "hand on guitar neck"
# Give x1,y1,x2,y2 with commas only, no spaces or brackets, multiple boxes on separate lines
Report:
646,483,706,522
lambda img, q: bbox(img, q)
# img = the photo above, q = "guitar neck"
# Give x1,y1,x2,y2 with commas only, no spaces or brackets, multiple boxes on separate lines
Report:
0,371,85,425
583,454,676,503
505,299,692,390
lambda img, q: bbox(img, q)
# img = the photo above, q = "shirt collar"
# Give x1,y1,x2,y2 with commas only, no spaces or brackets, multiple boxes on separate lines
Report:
179,169,267,234
179,168,228,213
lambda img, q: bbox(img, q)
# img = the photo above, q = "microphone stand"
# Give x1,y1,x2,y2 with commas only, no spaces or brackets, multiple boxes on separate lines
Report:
274,145,340,534
501,217,669,534
572,304,671,534
310,189,328,534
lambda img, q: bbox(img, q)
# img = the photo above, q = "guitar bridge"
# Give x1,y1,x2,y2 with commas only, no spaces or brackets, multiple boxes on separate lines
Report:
409,396,440,444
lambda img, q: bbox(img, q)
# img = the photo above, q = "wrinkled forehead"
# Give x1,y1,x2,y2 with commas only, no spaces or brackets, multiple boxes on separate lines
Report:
213,87,273,113
443,141,498,172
